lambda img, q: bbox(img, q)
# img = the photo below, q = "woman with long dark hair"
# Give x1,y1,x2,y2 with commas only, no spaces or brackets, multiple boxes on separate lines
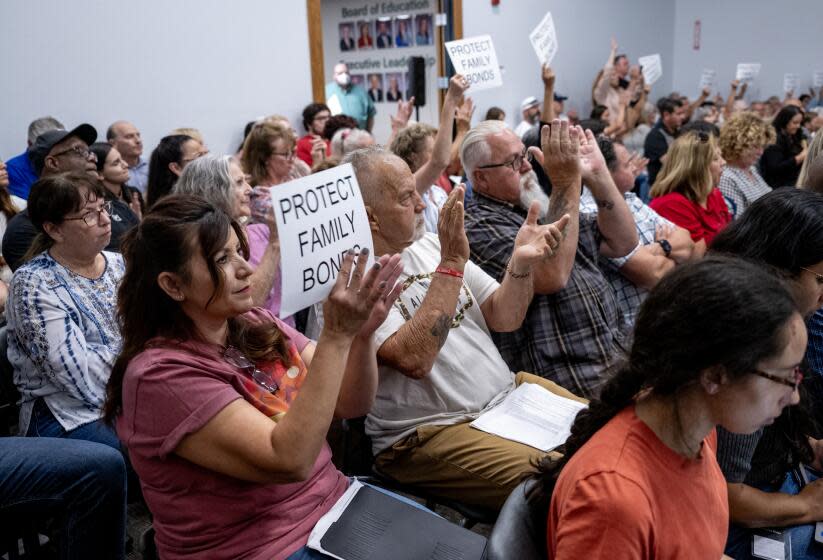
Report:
710,188,823,560
542,256,804,558
145,134,206,208
0,158,23,287
103,195,408,559
760,105,807,188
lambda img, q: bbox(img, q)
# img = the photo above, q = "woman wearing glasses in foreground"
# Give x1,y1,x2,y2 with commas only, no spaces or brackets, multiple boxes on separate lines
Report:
7,173,125,449
541,256,805,559
104,196,410,559
710,188,823,560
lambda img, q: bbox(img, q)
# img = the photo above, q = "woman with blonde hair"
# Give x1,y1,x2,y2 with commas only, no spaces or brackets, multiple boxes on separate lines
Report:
797,130,823,187
717,111,775,217
649,131,730,248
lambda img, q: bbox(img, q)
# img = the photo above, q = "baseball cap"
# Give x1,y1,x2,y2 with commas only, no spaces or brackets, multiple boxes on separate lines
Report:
553,93,568,102
28,123,98,176
520,96,540,111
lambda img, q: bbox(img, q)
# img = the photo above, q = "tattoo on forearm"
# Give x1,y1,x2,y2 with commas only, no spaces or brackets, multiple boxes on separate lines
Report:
595,198,615,210
430,314,452,347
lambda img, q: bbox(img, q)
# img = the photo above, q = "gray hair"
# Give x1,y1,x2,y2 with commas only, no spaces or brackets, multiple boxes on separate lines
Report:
331,128,374,158
173,154,236,215
342,146,402,209
28,116,64,145
460,120,508,182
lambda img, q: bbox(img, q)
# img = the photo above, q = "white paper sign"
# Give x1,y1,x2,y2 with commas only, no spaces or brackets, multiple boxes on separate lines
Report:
699,69,716,91
638,53,663,85
529,11,558,67
814,71,823,88
784,73,800,93
271,163,374,316
736,63,762,82
444,35,503,91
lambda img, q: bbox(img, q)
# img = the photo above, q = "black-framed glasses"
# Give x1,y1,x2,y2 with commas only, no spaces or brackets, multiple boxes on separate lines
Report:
478,147,530,172
52,146,94,160
752,366,804,391
223,346,279,393
801,267,823,283
64,201,113,227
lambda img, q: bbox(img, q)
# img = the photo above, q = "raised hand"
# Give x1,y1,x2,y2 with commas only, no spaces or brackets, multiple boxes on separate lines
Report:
447,74,469,101
512,205,570,266
391,97,416,131
437,185,470,269
535,120,582,190
610,36,618,52
730,79,740,91
358,253,405,337
578,127,609,181
323,248,398,337
542,65,556,86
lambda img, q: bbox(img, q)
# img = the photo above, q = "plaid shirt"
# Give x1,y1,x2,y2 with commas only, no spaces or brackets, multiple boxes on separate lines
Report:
580,188,674,329
717,165,772,218
464,193,626,398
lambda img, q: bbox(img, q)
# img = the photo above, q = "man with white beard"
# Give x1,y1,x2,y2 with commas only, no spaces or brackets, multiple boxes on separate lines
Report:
340,145,578,509
463,119,638,399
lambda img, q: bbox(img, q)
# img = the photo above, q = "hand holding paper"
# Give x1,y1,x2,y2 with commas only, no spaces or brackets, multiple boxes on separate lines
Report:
529,11,559,67
444,35,503,91
638,54,663,85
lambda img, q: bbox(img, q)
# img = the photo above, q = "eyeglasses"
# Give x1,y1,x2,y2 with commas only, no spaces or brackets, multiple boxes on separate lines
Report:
52,146,94,160
272,150,295,160
64,201,113,227
180,150,210,164
478,147,531,172
223,346,279,393
752,366,804,391
801,267,823,283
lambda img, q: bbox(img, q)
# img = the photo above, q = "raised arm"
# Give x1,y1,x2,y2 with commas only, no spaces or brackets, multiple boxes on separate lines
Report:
525,120,583,293
480,205,569,331
447,97,475,176
174,250,399,484
724,80,740,120
541,65,556,122
686,87,711,121
377,187,470,380
579,129,638,258
414,75,468,193
385,96,415,148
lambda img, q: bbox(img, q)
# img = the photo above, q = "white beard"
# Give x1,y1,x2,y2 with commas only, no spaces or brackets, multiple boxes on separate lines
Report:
412,214,426,242
518,171,549,220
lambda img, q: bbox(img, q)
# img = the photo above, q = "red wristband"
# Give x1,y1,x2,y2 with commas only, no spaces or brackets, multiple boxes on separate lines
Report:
435,266,464,279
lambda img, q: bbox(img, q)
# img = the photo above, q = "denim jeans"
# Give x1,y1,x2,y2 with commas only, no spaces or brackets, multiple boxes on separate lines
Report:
0,437,127,559
725,470,823,559
286,480,437,559
26,398,123,451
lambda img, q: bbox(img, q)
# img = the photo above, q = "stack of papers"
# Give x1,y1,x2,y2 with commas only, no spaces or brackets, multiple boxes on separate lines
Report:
471,383,587,451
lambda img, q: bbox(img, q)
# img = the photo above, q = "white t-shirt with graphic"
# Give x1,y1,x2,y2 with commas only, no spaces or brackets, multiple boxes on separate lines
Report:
366,233,516,454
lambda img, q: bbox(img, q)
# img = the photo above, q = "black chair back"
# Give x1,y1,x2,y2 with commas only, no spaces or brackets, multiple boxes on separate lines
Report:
487,478,547,560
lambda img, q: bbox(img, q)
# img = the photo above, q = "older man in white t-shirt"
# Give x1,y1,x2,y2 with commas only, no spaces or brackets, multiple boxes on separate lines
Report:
341,145,581,509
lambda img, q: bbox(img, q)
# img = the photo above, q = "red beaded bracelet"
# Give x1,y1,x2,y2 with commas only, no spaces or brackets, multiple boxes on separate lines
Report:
435,266,464,279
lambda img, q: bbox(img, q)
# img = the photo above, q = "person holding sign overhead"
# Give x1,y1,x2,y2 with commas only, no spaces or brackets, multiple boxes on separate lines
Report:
104,195,411,560
342,142,580,510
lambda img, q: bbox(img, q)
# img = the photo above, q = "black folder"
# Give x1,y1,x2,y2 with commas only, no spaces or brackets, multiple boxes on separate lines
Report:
319,485,488,560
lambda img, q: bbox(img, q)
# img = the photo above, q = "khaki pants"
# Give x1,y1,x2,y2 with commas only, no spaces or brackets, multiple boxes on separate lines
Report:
374,372,587,510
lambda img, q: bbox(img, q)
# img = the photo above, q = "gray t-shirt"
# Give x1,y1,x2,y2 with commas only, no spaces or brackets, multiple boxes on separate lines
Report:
366,233,516,454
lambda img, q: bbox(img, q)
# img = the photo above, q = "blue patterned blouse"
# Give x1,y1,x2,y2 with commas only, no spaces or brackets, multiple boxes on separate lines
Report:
6,251,125,434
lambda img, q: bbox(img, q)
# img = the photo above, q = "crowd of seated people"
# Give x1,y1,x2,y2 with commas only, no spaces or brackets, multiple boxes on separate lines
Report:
3,31,823,560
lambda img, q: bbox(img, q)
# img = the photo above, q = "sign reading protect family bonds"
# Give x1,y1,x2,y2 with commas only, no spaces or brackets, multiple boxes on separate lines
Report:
638,54,663,86
444,35,503,91
529,11,558,67
271,164,374,317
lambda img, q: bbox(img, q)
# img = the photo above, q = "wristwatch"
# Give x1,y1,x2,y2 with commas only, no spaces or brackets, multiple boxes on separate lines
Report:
657,239,672,258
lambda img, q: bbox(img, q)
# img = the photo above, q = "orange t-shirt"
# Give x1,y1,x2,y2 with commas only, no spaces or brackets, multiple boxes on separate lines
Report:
548,406,728,559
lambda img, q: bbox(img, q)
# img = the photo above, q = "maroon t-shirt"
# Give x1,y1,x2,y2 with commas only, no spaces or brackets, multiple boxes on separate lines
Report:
117,308,348,560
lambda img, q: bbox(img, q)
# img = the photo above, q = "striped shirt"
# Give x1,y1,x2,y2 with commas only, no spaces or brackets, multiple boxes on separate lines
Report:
7,251,125,434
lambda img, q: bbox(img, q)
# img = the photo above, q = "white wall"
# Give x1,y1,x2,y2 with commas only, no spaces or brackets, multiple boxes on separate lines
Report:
0,0,313,160
672,0,823,102
461,0,676,127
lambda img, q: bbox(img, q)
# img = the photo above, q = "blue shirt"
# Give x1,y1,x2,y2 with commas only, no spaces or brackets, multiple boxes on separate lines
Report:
127,157,149,193
325,82,376,130
806,309,823,378
5,151,38,199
